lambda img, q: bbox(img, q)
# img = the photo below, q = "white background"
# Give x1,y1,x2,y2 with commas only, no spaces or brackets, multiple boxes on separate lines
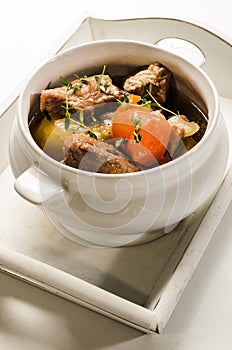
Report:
0,0,231,106
1,1,232,349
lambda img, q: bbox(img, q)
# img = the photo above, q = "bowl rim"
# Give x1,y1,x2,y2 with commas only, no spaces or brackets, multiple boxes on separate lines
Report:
17,38,220,178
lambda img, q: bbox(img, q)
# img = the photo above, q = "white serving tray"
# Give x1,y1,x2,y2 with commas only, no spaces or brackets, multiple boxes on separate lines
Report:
0,16,232,334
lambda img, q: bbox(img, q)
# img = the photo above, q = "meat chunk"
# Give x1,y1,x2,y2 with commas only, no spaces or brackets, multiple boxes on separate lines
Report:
123,63,171,103
40,75,125,116
62,134,141,174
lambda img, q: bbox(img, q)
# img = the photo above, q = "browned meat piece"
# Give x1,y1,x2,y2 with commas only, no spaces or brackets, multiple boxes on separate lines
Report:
40,75,125,116
62,134,141,174
123,63,171,103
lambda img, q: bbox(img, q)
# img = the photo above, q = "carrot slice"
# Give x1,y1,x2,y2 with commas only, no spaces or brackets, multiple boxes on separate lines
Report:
127,94,141,104
112,104,172,166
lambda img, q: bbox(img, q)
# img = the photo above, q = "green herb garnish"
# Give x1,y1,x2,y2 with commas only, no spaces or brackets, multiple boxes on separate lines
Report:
60,75,89,130
115,137,127,148
132,112,142,143
123,94,129,103
94,65,111,93
145,83,177,116
90,114,97,123
106,149,119,155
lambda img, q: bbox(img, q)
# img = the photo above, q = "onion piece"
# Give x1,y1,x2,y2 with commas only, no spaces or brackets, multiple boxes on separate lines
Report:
168,115,200,137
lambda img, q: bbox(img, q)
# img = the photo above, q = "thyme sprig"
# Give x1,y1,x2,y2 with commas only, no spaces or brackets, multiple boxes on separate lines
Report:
114,137,129,149
132,112,142,143
60,74,89,130
62,109,86,131
119,84,177,117
145,83,177,117
106,148,120,156
94,65,111,92
73,74,88,87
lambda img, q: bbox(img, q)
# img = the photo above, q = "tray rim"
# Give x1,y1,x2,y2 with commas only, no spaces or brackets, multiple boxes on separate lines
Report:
87,13,232,45
1,13,231,118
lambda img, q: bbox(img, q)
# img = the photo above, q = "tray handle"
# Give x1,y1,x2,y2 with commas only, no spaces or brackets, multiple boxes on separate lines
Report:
155,37,206,67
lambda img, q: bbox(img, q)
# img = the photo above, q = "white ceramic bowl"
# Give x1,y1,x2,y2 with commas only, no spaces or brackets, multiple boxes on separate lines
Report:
9,39,229,247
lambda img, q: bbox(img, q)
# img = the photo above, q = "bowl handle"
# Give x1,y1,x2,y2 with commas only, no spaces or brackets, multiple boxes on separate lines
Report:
14,166,63,204
155,37,206,67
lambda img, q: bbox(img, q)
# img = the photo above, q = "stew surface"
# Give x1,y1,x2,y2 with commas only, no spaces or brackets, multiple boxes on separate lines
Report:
29,63,208,173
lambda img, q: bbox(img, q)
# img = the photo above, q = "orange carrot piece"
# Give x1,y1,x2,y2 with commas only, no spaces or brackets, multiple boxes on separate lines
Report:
127,94,141,104
112,104,172,166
